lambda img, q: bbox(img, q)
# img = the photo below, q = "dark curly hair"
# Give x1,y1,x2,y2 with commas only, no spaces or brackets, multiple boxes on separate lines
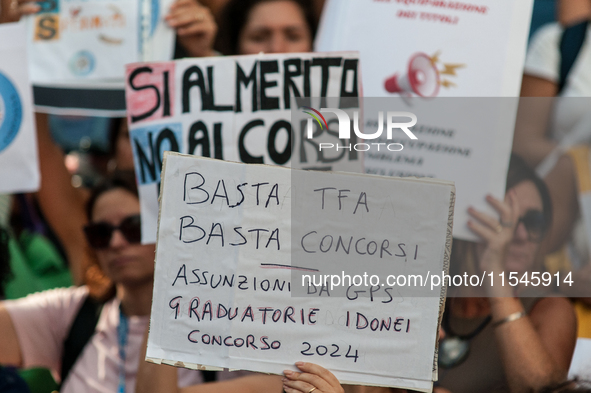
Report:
85,170,138,221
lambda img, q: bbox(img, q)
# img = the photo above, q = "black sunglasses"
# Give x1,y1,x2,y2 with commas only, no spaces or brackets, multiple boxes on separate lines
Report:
516,209,547,242
84,214,142,249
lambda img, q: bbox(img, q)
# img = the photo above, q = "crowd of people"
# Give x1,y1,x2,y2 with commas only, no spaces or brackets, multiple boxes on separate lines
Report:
1,0,591,392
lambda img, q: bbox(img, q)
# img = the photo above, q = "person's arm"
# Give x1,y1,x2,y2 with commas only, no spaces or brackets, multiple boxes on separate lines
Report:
166,0,217,58
0,287,89,370
520,74,558,98
512,76,557,168
558,0,591,26
34,112,89,285
135,327,283,393
514,20,562,169
0,304,22,366
488,296,576,393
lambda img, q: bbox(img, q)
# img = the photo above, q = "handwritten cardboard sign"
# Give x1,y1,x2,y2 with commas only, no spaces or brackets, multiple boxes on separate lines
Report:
316,0,533,241
125,52,364,243
147,152,454,391
0,22,39,193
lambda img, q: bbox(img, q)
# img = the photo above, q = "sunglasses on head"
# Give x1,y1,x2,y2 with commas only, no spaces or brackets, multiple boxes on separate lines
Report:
516,209,547,242
84,214,141,249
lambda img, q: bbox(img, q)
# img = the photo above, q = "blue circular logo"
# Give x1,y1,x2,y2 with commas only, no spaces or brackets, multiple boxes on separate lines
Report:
69,51,95,76
0,72,22,153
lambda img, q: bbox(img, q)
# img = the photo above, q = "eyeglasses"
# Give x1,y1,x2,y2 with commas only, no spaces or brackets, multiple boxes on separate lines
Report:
516,209,547,242
84,215,141,249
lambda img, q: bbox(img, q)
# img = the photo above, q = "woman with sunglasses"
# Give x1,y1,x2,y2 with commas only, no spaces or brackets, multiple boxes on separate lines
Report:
436,155,577,393
0,171,272,393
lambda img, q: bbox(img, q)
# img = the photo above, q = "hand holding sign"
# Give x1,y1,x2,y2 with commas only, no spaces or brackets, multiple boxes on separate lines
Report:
283,363,345,393
165,0,217,57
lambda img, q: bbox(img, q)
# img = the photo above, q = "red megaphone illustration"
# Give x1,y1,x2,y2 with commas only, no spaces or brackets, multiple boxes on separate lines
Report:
384,52,440,97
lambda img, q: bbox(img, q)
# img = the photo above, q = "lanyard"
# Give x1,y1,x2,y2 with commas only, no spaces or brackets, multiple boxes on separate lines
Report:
117,307,129,393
